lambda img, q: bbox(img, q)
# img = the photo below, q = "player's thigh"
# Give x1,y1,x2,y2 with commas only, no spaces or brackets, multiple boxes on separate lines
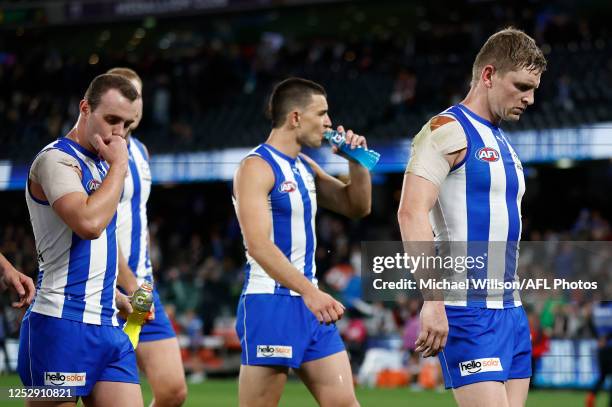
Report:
83,381,143,407
238,365,288,407
136,338,186,393
505,378,530,407
453,381,509,407
295,350,358,407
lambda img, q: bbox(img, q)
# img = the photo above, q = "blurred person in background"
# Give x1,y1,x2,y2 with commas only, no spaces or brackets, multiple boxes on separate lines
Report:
586,300,612,407
108,67,188,407
0,252,34,375
527,307,549,388
398,27,546,407
0,252,35,309
0,304,10,374
233,77,371,406
402,299,422,389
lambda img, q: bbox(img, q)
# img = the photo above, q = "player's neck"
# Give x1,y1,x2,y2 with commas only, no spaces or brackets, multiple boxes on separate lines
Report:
461,87,501,126
266,129,301,159
66,122,96,154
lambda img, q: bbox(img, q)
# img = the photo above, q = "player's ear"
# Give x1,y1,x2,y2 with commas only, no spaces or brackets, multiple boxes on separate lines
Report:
288,110,301,129
482,65,495,88
80,99,91,116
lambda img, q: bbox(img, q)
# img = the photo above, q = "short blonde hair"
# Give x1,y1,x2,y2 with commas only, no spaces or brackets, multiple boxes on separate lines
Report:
106,67,142,89
472,27,547,86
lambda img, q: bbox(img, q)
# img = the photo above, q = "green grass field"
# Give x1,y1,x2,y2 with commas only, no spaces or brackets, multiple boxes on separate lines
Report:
0,374,608,406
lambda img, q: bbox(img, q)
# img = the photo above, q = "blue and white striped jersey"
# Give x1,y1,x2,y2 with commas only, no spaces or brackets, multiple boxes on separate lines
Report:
234,144,318,295
432,104,525,309
26,137,119,326
117,137,153,283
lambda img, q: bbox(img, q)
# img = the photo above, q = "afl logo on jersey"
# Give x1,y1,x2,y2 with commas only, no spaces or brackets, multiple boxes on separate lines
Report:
86,179,102,192
476,147,500,163
279,180,297,193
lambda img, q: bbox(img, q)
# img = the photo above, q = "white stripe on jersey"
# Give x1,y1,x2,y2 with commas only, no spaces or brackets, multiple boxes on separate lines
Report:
117,138,152,282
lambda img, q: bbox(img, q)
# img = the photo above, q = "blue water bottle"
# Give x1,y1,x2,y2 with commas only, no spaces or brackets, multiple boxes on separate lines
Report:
324,130,381,170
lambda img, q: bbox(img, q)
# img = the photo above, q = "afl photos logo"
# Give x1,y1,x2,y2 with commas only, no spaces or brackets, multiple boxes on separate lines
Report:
476,147,500,162
279,180,297,193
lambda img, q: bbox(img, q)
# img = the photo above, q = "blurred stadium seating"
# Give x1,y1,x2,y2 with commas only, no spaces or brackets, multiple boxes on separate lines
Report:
0,0,610,400
0,0,611,160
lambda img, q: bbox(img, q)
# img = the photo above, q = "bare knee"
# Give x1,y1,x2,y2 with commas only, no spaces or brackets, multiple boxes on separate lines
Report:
239,382,283,407
151,380,187,407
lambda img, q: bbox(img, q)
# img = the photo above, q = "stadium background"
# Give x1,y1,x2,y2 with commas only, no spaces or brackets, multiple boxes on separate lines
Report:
0,0,610,405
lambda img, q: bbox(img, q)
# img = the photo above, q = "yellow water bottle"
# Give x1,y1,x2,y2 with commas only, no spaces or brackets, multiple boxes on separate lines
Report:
123,282,154,349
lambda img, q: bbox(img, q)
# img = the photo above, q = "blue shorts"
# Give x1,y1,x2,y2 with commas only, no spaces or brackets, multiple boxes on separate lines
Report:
118,289,176,343
18,312,139,397
439,306,532,389
236,294,345,369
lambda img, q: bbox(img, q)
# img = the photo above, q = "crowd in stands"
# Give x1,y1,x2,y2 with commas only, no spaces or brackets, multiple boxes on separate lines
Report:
0,181,610,384
0,1,611,160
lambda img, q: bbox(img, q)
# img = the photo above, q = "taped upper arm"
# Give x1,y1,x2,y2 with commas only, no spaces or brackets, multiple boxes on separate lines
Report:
406,116,467,186
32,149,85,205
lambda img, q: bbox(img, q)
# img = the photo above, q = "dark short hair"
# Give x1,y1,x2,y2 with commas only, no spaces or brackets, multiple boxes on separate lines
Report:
84,74,139,111
267,77,327,128
472,27,547,85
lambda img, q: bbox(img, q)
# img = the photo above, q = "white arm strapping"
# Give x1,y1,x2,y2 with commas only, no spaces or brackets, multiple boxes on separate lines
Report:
30,149,85,206
406,119,467,187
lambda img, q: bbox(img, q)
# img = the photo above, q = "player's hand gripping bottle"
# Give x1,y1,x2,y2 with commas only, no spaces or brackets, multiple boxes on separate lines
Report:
123,282,154,349
323,130,381,170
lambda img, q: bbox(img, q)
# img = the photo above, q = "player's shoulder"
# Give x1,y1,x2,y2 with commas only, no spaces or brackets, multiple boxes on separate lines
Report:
412,114,467,156
33,147,79,169
414,115,461,142
241,144,284,173
234,154,276,196
428,114,464,137
429,115,457,131
129,136,150,160
238,153,274,180
30,147,83,187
